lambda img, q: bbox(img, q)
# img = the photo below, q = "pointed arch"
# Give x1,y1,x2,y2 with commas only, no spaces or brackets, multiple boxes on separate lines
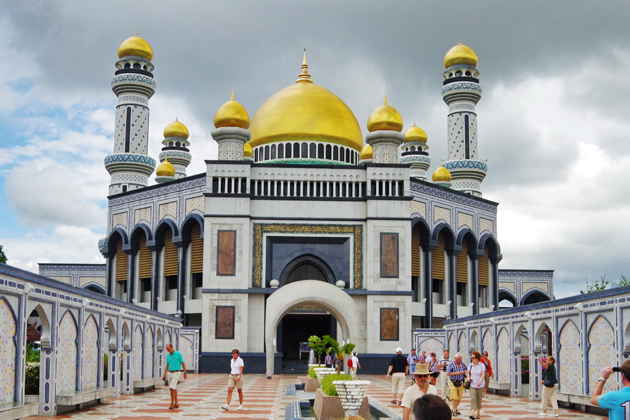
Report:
122,321,131,350
103,228,129,258
57,310,78,394
28,302,52,348
0,297,17,404
558,319,581,394
133,324,144,379
106,317,117,349
129,223,153,251
497,326,511,383
534,321,552,354
81,314,100,389
588,315,616,393
154,219,179,248
470,330,479,352
431,222,456,252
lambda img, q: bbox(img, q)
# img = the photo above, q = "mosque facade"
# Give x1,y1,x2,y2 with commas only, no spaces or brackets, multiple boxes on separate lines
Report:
93,35,548,374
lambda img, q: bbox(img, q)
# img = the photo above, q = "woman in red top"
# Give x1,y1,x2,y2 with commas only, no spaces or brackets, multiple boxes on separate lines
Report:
481,351,493,398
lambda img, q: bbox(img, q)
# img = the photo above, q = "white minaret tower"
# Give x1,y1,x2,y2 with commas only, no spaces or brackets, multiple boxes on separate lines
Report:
441,42,487,197
159,119,191,179
104,33,156,195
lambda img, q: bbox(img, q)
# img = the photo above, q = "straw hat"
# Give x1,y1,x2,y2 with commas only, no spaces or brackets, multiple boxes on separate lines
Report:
414,363,431,375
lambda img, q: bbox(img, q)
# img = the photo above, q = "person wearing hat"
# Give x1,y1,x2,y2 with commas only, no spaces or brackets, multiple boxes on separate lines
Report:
402,363,438,420
387,347,409,405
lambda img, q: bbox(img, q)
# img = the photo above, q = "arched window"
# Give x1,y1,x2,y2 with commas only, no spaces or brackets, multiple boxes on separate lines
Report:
318,144,324,159
293,143,300,158
124,107,131,153
301,143,308,158
271,144,276,160
286,143,292,158
333,146,339,161
326,145,332,160
285,262,328,284
278,144,284,159
265,145,270,160
310,143,316,158
255,148,259,162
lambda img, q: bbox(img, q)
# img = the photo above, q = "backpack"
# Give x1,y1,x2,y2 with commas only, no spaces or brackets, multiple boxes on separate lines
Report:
347,358,352,367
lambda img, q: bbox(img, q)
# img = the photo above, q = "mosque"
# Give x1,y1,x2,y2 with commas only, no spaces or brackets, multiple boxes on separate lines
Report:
43,34,554,375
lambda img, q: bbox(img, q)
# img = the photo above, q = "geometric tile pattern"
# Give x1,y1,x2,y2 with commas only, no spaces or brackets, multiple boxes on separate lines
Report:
522,282,548,294
480,217,494,235
135,207,151,225
57,311,78,394
134,325,144,379
458,212,473,230
185,196,204,216
497,327,511,383
50,276,72,284
159,201,177,221
500,282,516,294
82,315,99,390
80,276,107,287
558,320,581,395
418,337,443,357
458,331,468,354
181,336,194,370
0,299,16,404
588,317,616,394
410,200,426,219
434,206,451,225
145,327,154,379
449,333,457,355
112,212,128,228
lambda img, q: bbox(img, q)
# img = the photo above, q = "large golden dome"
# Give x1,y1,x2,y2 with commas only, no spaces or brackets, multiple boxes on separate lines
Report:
248,55,363,151
444,42,478,68
214,91,250,129
118,33,153,61
367,95,403,132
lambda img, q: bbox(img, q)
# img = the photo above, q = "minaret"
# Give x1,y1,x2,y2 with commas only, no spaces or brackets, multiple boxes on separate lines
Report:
365,95,405,163
104,33,156,195
400,124,431,180
211,90,251,160
441,42,487,197
159,119,191,179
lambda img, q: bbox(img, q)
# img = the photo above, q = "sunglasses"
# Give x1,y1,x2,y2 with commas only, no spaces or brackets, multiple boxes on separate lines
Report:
416,374,429,378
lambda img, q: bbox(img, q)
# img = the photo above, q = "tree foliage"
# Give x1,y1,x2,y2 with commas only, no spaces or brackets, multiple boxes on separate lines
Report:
0,245,6,264
308,335,330,365
322,335,356,375
581,274,630,294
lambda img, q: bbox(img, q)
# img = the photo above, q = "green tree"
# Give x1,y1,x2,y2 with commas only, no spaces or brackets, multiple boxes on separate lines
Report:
611,275,630,288
322,335,356,375
581,275,610,294
0,245,6,264
308,335,330,365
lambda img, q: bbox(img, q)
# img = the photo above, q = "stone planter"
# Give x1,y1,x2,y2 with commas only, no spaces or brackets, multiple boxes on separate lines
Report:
333,380,371,417
305,375,320,392
314,367,337,383
312,388,370,420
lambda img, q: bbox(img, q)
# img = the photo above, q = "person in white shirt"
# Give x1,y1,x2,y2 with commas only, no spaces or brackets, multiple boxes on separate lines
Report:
222,349,244,411
351,352,361,378
467,351,486,419
402,363,438,420
436,350,451,400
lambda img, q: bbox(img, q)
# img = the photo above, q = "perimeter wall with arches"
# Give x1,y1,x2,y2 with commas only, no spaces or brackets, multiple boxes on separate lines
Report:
444,284,630,406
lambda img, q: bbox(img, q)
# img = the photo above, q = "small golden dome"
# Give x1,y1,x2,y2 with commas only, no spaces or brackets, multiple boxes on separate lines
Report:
163,119,189,139
432,164,451,182
404,124,428,143
360,144,373,160
214,91,251,129
243,142,253,158
444,42,478,68
117,33,153,61
367,95,403,132
156,157,176,177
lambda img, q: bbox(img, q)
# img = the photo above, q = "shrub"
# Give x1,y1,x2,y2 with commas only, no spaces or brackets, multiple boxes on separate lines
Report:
25,362,40,395
309,366,318,379
321,373,353,396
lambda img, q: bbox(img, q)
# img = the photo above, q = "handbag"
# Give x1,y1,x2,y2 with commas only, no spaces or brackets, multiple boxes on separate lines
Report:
452,380,463,387
543,378,554,388
463,380,471,390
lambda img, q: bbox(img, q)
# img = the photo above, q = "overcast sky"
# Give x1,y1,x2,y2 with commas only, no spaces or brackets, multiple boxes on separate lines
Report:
0,1,628,298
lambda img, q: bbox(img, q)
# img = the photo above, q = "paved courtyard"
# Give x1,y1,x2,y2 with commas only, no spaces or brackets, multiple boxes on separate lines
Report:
27,374,606,420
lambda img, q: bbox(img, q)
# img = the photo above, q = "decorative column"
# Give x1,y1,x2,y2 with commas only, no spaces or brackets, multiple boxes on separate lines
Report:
105,34,156,195
441,42,487,196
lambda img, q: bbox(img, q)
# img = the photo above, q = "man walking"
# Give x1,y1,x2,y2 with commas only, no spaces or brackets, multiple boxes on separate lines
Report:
408,349,420,375
222,349,244,411
437,350,451,399
386,347,409,405
446,353,467,417
591,361,630,420
351,352,361,378
402,363,438,420
161,343,188,410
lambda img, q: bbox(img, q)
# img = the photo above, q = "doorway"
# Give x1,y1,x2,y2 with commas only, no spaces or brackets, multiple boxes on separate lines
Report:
278,312,336,373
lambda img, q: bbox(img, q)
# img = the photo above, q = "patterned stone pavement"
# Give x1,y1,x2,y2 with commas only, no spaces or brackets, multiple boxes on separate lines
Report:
26,373,606,420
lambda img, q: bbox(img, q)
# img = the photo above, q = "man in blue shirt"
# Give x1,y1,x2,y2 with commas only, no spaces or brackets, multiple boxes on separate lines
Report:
161,343,188,410
592,361,630,420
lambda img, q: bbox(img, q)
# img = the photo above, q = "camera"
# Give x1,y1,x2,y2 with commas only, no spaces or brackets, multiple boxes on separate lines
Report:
613,367,622,372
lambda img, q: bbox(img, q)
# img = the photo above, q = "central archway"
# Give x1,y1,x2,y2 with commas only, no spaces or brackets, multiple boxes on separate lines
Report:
265,280,358,377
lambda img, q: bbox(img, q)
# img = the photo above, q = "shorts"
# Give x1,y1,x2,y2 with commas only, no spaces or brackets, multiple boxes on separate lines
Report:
431,372,440,378
392,372,406,395
409,364,416,374
228,374,243,389
167,371,182,390
449,380,464,401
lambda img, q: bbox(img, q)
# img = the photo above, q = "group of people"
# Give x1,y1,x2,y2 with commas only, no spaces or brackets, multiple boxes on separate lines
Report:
325,351,362,378
388,348,493,418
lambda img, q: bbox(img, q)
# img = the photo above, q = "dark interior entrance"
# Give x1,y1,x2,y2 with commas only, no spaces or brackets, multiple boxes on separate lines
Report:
278,312,336,373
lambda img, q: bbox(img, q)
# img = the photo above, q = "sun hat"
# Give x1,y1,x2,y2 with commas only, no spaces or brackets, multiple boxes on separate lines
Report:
414,363,431,375
395,347,403,353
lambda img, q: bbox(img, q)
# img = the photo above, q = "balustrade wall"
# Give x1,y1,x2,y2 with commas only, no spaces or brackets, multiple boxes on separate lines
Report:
444,285,630,406
0,263,182,417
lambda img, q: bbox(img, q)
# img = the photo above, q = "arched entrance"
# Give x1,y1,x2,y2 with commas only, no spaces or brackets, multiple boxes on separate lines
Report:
265,280,358,377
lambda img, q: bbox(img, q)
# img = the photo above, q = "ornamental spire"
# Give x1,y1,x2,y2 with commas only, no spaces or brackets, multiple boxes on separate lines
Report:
297,48,313,83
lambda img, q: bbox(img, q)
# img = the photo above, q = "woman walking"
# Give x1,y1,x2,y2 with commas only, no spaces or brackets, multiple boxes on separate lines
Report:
468,351,486,419
539,356,559,417
481,351,492,398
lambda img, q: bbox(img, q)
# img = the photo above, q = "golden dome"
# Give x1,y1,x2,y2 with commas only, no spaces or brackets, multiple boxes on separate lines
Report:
156,157,176,177
243,142,253,158
360,144,373,160
367,95,403,132
214,91,251,129
163,119,189,139
444,42,478,68
432,164,451,182
248,54,363,151
117,33,153,61
404,124,428,143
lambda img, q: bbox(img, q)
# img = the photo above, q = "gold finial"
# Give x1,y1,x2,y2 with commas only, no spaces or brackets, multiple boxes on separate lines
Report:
231,89,234,101
459,39,461,44
297,48,313,83
135,31,138,36
384,94,387,105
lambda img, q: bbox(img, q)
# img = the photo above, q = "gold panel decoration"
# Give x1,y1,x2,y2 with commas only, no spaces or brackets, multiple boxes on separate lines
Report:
185,196,204,216
457,212,473,230
134,207,151,225
115,238,128,282
432,234,445,280
138,233,152,280
252,223,363,288
480,218,494,235
112,212,128,229
479,245,489,286
217,230,236,276
434,206,451,225
411,200,426,219
411,228,420,277
380,308,399,341
380,233,399,278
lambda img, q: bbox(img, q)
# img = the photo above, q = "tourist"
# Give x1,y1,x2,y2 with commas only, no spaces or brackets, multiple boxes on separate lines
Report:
351,352,361,378
437,350,451,400
386,347,409,405
591,361,630,420
325,351,332,368
222,349,244,411
428,352,440,386
480,351,492,398
413,394,453,420
467,351,486,419
446,353,467,416
539,355,558,417
408,349,420,375
161,343,188,410
419,350,427,363
402,363,438,420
